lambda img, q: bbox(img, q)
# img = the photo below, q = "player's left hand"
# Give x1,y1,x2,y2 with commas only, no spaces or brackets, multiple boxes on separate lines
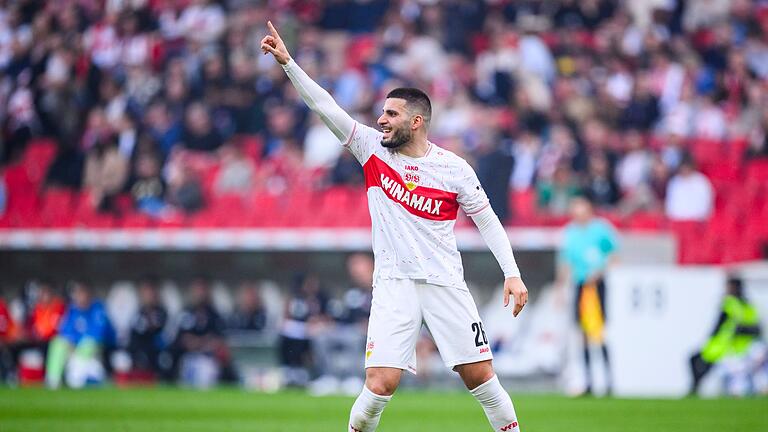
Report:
503,277,528,317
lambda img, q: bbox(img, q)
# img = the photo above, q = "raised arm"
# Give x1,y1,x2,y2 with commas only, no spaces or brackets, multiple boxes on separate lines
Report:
261,21,355,143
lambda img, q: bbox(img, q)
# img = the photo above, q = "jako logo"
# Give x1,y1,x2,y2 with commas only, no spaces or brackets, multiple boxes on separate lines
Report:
500,421,518,431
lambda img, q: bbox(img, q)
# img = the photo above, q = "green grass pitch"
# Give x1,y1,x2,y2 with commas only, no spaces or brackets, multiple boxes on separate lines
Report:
1,387,766,431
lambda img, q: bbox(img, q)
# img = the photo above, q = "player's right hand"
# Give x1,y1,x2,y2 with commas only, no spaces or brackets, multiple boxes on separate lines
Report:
261,20,291,65
503,277,528,317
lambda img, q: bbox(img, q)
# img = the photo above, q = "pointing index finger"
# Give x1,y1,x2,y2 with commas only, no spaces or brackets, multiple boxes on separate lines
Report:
267,20,281,40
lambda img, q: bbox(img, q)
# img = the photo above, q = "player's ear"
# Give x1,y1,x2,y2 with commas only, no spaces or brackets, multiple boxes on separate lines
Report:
412,114,423,130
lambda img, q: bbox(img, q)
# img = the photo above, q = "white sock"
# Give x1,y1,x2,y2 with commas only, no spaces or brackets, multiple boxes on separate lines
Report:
469,375,520,432
348,385,392,432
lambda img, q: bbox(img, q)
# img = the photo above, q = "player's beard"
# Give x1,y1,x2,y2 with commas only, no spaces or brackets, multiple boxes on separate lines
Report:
380,126,411,150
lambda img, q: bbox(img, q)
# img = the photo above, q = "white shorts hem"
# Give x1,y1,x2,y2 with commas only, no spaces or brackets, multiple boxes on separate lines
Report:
443,354,494,370
365,362,418,375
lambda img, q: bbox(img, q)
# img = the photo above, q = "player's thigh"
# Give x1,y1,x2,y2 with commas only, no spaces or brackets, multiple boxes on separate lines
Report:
365,278,422,374
419,283,493,370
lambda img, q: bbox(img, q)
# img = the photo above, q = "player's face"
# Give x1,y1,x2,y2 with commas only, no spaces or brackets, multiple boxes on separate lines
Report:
378,98,412,149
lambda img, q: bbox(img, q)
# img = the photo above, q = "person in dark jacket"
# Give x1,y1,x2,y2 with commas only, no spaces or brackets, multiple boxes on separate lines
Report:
128,277,168,378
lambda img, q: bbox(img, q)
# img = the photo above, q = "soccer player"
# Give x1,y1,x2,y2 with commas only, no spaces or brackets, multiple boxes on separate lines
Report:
262,21,528,432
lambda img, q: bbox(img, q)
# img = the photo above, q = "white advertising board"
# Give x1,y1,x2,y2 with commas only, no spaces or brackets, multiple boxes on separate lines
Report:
606,266,727,397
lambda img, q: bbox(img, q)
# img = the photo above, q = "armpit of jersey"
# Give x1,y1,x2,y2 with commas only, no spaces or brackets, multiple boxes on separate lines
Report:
364,155,459,221
344,122,379,165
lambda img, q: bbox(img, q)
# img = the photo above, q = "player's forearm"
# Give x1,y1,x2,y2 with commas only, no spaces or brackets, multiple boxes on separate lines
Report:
470,205,521,279
281,59,355,142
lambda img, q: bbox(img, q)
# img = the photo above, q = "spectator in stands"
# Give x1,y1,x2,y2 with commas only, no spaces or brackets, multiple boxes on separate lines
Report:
0,174,6,216
165,159,204,214
172,276,236,387
46,280,114,389
180,102,223,153
130,150,167,217
45,142,85,190
144,101,182,159
127,277,168,379
620,74,660,131
620,154,670,215
2,71,35,164
558,196,619,396
583,152,621,209
83,133,129,212
177,0,226,45
477,137,514,222
227,281,267,334
745,109,768,159
537,163,580,217
616,129,652,195
665,157,714,221
510,130,541,191
329,151,364,187
224,51,263,135
279,273,330,388
213,142,254,198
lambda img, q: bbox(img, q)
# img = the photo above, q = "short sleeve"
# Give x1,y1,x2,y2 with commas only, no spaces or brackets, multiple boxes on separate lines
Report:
344,122,380,165
456,161,491,216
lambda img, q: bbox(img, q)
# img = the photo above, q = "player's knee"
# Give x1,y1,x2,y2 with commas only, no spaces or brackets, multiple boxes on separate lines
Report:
364,370,400,396
455,361,495,389
365,379,398,396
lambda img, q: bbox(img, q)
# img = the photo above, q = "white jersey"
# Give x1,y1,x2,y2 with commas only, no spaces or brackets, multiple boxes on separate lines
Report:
344,122,491,289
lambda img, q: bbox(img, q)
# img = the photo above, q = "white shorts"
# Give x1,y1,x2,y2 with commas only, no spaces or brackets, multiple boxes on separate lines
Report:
364,278,493,374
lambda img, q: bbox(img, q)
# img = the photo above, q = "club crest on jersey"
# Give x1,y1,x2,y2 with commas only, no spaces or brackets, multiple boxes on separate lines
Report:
404,171,420,191
363,155,459,221
381,173,442,214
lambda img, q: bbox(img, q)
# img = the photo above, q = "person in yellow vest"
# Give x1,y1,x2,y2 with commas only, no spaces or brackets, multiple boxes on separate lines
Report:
689,277,762,395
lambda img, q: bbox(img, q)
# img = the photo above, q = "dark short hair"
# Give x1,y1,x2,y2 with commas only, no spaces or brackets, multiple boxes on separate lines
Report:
386,87,432,125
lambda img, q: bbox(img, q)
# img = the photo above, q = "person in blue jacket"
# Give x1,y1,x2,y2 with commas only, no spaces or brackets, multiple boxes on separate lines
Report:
45,280,114,389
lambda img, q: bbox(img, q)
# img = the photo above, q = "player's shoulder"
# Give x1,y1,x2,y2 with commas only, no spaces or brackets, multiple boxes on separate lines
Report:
429,143,473,170
355,122,383,142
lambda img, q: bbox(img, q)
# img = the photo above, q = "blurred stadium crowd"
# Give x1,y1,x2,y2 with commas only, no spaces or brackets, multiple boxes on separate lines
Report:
0,1,767,264
0,253,376,390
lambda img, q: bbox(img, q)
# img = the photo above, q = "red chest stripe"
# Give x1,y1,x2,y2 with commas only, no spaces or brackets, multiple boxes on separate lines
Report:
363,155,459,221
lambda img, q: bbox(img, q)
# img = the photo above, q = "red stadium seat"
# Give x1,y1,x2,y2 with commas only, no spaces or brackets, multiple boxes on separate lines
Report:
510,189,536,225
670,220,708,264
40,188,76,227
625,211,666,231
745,159,768,184
157,212,186,228
21,139,57,186
121,212,154,228
239,135,263,166
689,138,725,172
